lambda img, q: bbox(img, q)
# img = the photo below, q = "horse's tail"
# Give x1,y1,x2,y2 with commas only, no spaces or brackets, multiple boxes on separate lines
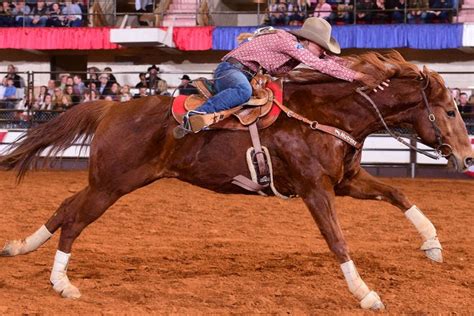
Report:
0,101,114,181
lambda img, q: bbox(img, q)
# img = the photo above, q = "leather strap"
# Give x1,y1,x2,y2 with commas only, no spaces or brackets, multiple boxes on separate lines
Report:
249,122,270,181
232,175,267,192
273,99,362,149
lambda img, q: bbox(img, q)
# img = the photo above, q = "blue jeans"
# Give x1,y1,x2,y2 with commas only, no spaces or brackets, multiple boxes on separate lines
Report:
195,62,252,114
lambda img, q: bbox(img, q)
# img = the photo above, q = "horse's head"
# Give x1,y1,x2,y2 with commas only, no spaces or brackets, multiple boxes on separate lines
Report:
412,66,473,172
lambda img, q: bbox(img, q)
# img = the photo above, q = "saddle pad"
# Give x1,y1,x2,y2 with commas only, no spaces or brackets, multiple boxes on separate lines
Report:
171,81,282,131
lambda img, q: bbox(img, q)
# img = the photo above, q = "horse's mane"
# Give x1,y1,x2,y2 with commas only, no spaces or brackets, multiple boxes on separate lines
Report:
286,50,424,83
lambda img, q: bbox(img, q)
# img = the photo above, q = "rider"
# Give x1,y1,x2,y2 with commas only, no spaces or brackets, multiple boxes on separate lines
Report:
181,17,380,133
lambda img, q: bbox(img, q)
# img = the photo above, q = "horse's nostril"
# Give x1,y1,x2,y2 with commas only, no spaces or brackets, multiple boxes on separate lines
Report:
465,157,473,168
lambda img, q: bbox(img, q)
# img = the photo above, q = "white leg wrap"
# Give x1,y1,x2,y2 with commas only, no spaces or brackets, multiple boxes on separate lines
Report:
405,205,443,262
50,250,81,299
341,260,370,300
341,260,384,310
1,225,52,256
405,205,437,241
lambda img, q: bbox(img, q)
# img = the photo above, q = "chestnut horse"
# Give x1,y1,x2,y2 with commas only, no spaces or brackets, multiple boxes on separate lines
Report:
1,51,472,310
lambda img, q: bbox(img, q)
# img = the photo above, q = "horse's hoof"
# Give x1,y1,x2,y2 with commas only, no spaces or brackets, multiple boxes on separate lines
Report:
60,284,81,299
0,240,22,257
360,291,385,310
424,248,443,263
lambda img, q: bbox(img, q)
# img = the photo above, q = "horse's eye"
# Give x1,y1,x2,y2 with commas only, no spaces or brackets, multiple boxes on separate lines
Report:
447,111,456,118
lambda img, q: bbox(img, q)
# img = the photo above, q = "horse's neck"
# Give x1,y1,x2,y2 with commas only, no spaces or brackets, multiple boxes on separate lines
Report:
286,81,417,141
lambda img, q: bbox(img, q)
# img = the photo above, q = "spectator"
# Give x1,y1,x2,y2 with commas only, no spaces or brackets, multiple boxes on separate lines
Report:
90,89,99,101
83,88,99,102
52,87,67,110
135,72,148,88
4,64,25,88
58,74,68,90
408,0,429,23
89,81,97,92
73,75,85,96
108,82,120,100
158,80,171,96
66,76,74,86
61,0,82,27
178,75,198,96
3,78,17,109
0,78,6,101
329,0,354,24
46,2,65,27
30,0,48,27
146,64,161,93
103,67,118,85
313,0,332,20
389,0,407,23
86,66,100,88
134,87,148,98
451,87,461,105
458,93,472,115
373,0,390,23
12,0,31,27
33,85,48,109
0,1,14,26
104,95,114,101
356,0,374,23
119,85,133,102
268,0,290,26
288,0,310,25
42,94,53,110
47,79,56,95
63,84,78,105
97,74,111,97
426,0,452,23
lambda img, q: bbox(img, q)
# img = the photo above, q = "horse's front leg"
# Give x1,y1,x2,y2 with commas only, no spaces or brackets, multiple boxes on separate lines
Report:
298,176,385,310
335,168,442,263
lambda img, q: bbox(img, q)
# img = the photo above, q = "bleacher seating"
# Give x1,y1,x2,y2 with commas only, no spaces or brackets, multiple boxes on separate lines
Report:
163,0,198,26
458,0,474,22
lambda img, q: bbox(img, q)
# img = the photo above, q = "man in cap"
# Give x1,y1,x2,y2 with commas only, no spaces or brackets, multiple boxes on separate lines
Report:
178,75,199,96
180,17,385,134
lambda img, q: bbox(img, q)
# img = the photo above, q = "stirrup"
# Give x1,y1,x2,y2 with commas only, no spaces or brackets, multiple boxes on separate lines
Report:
173,110,206,139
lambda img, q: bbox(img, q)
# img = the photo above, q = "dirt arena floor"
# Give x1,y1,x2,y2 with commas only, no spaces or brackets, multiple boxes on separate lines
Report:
0,170,473,314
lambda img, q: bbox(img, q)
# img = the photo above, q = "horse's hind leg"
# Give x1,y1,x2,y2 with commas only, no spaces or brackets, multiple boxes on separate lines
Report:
43,186,119,299
46,163,160,299
335,168,442,262
0,190,87,257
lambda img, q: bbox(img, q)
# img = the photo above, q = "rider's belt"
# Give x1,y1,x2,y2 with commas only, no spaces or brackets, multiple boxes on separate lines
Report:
224,57,257,78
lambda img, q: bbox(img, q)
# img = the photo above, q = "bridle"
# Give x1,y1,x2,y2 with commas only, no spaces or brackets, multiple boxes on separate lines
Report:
356,75,453,160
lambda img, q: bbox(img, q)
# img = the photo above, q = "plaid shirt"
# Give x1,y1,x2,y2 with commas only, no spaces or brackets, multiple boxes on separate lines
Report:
223,30,357,82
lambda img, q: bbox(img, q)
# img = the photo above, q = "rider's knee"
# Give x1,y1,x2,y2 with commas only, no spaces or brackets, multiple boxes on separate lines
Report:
236,83,252,102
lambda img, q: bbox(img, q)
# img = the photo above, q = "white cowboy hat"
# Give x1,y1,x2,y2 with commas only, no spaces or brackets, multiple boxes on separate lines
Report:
289,17,341,54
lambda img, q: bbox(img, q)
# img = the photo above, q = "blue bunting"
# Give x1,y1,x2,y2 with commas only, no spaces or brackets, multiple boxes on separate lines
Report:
212,24,463,50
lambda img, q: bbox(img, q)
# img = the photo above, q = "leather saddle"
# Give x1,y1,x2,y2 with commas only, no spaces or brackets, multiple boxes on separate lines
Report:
171,74,282,132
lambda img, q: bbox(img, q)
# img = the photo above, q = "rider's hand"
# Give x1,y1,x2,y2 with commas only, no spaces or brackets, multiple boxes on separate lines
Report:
355,72,390,92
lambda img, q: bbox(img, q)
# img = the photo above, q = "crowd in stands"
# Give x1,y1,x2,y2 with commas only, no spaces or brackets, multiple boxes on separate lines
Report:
266,0,457,25
0,64,200,113
0,0,86,27
452,88,474,115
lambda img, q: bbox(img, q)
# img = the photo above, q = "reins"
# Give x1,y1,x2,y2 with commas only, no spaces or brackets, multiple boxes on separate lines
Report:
355,76,452,160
